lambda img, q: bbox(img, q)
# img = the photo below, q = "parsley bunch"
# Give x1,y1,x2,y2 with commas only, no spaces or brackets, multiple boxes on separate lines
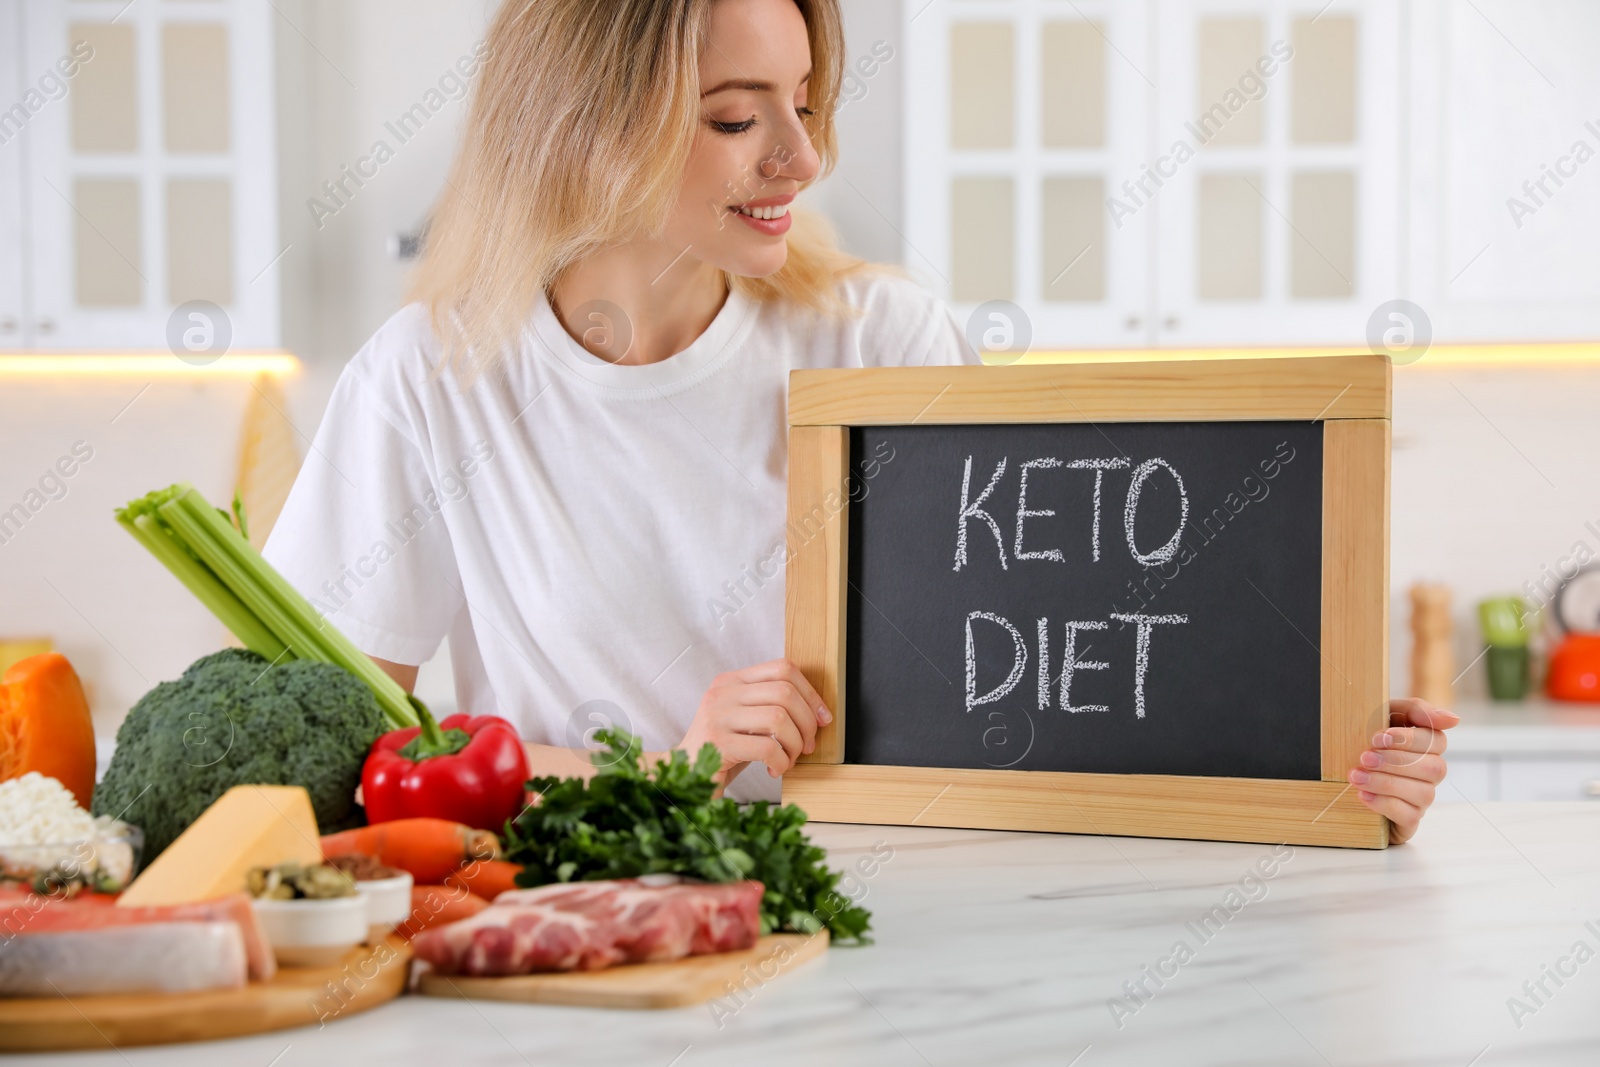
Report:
502,730,872,943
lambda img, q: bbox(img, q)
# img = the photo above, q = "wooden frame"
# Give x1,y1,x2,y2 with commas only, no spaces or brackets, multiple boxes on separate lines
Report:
783,356,1392,849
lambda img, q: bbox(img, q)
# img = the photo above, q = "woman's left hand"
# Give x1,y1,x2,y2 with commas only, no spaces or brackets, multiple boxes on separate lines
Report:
1349,697,1462,844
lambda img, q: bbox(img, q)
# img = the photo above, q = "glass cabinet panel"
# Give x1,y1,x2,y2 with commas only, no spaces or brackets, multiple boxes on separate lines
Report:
1197,173,1262,300
949,23,1014,150
1197,18,1264,147
951,176,1014,302
1289,170,1355,298
1291,15,1357,144
1041,22,1104,149
73,177,143,307
1041,176,1104,302
163,23,232,152
167,178,234,305
70,22,138,152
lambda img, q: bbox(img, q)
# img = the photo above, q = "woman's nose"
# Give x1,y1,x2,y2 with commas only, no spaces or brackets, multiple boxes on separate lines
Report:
769,119,821,185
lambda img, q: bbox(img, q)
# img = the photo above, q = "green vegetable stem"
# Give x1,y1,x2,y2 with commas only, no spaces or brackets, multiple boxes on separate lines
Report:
116,483,419,729
502,729,873,944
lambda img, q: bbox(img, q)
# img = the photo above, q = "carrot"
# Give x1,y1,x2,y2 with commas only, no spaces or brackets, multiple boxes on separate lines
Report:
321,818,501,884
450,859,523,902
395,884,489,940
0,654,97,808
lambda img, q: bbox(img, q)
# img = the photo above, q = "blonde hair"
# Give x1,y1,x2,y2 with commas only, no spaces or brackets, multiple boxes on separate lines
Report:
408,0,877,376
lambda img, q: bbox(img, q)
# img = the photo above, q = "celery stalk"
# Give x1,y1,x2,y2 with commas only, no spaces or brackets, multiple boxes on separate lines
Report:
156,498,332,660
121,512,289,661
164,487,419,728
116,482,420,729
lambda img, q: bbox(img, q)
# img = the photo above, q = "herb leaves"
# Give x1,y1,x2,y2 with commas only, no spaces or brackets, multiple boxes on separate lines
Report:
502,730,872,943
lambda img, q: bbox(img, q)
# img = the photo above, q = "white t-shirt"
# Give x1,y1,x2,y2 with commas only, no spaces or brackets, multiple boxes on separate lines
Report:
263,269,978,802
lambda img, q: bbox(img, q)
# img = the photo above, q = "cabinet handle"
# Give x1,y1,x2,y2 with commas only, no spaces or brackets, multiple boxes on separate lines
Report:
1124,315,1141,330
1585,780,1600,797
0,317,15,334
36,318,56,335
1163,316,1181,329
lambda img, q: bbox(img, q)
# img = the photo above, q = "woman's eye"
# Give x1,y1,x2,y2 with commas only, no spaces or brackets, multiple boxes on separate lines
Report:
709,107,815,135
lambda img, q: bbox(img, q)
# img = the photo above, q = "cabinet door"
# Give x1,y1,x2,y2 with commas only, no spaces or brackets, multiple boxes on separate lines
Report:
0,0,23,349
1407,3,1600,341
22,0,278,351
905,0,1155,351
1498,759,1600,803
1153,0,1400,346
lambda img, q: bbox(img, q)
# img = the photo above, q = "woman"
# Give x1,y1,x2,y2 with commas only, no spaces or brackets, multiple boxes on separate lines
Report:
264,0,1456,842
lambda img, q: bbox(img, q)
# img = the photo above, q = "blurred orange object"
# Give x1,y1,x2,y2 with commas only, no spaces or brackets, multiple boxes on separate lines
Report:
1547,634,1600,702
0,653,97,807
452,859,523,903
396,884,489,940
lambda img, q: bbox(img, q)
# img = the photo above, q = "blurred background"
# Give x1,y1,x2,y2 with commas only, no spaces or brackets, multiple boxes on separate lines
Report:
3,0,1600,801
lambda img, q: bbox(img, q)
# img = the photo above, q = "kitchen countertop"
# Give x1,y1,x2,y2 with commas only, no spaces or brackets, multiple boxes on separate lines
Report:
25,803,1600,1067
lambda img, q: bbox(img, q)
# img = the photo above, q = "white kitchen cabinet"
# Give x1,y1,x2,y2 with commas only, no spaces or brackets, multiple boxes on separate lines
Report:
1498,759,1600,802
1406,1,1600,342
0,1,25,349
903,0,1600,349
904,0,1401,348
904,0,1155,349
1437,705,1600,803
1442,756,1600,804
1440,757,1493,803
1152,0,1400,346
3,0,279,351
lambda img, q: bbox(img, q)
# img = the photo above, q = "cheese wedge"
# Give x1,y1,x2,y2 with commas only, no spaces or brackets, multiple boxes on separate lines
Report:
118,784,322,907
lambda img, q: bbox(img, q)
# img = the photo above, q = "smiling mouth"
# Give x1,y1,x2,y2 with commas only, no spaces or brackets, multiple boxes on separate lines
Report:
731,202,791,221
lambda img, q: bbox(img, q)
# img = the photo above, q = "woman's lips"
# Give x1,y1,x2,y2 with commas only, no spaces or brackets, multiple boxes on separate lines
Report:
731,207,793,236
729,193,795,236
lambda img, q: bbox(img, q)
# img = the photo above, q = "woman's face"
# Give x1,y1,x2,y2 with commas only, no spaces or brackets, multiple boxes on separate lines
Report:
666,0,822,280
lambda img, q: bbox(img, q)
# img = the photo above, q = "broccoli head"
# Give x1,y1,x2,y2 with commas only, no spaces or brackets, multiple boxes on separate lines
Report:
93,648,386,859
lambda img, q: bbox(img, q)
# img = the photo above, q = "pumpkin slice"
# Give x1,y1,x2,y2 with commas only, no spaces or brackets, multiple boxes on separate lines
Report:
0,653,96,808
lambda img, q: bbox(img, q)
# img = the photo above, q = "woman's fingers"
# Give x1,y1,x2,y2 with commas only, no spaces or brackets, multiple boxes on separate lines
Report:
1372,725,1449,757
688,659,836,783
715,731,795,777
737,658,830,725
1389,697,1461,732
735,680,818,753
1348,767,1436,810
1348,698,1459,846
1355,788,1424,844
726,705,807,765
1358,749,1446,782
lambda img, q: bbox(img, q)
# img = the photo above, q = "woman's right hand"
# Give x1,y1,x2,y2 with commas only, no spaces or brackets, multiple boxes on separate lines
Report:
678,658,832,785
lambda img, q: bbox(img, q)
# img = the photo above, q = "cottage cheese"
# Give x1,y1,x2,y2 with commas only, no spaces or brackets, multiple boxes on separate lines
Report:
0,772,100,844
0,772,134,887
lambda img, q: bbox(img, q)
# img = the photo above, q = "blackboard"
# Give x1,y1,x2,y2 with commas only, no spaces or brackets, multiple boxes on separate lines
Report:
782,358,1391,848
844,421,1324,780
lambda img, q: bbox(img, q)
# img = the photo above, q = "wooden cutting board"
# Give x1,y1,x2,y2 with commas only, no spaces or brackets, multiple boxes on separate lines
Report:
0,935,411,1052
417,931,828,1009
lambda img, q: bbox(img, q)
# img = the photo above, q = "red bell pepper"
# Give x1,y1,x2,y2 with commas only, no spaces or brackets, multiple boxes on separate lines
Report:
362,706,530,833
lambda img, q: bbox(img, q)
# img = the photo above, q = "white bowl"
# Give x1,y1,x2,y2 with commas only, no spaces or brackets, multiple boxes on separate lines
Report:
355,872,413,944
251,892,368,967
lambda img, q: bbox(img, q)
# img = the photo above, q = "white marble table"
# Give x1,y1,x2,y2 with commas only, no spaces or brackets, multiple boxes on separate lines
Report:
22,803,1600,1066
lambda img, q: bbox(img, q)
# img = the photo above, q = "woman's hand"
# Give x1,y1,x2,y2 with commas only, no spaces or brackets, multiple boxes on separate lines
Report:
679,658,832,786
1349,697,1461,844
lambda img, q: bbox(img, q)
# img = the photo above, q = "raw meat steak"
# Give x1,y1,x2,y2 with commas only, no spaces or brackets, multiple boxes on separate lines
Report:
411,877,764,976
